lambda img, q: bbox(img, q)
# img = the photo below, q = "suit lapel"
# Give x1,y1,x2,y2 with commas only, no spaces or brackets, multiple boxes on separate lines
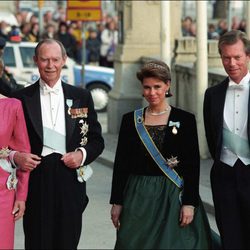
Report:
214,80,228,156
214,79,228,133
23,82,43,142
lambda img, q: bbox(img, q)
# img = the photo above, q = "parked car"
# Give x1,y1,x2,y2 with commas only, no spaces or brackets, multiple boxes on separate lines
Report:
3,42,114,112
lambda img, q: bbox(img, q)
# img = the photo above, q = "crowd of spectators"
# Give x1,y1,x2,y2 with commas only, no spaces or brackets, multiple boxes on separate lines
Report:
181,15,247,40
0,7,118,68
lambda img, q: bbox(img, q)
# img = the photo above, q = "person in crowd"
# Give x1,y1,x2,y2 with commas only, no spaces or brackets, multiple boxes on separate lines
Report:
190,21,197,37
0,21,10,41
181,16,195,37
203,30,250,249
68,21,82,64
0,94,36,249
41,23,56,40
12,38,104,249
216,19,228,37
231,16,240,31
238,18,247,33
96,22,105,42
86,27,101,65
0,58,21,96
56,21,78,62
208,23,220,40
99,20,118,68
15,11,24,27
27,23,39,42
110,59,213,249
43,10,58,30
20,22,31,42
0,38,23,96
53,6,66,24
29,14,39,26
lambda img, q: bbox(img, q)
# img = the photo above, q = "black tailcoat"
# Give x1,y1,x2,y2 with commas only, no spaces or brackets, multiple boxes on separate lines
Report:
110,106,200,207
12,81,104,249
203,78,250,249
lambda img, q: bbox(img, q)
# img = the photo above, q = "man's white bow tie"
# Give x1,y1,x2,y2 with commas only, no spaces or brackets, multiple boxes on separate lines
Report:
43,88,60,95
228,84,245,90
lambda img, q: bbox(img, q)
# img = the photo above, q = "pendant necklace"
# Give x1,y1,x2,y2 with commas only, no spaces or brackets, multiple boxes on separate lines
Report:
147,106,170,116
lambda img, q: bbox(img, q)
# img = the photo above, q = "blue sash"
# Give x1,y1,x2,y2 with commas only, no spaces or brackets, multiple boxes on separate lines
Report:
134,108,183,188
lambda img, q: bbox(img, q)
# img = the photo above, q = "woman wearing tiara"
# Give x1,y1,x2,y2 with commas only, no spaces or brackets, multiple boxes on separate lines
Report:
110,59,213,249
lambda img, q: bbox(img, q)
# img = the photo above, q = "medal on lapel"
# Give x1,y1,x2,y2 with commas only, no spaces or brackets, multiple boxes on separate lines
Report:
70,108,88,118
0,147,11,159
169,121,180,135
172,126,178,135
66,99,73,115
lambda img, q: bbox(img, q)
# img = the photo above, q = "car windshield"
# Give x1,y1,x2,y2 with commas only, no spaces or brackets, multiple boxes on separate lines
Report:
4,45,36,68
20,47,36,67
3,47,16,67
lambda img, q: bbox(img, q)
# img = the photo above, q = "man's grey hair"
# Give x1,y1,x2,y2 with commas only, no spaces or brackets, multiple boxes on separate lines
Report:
218,30,250,55
34,39,67,58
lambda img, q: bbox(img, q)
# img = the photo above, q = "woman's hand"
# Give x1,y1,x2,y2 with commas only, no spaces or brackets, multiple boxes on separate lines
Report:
12,200,25,221
14,152,41,171
179,205,194,227
111,204,122,229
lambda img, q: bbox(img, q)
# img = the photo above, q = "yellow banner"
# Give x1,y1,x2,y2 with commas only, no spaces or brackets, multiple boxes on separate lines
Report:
67,8,102,21
67,0,101,8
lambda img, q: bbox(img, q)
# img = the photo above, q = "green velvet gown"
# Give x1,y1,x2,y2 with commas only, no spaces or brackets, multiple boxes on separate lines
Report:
114,125,212,249
115,175,212,249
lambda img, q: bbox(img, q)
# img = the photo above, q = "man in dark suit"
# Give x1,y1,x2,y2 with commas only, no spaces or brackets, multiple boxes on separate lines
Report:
13,39,104,249
203,30,250,249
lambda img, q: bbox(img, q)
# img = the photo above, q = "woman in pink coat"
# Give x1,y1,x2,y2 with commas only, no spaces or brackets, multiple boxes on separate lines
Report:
0,95,31,249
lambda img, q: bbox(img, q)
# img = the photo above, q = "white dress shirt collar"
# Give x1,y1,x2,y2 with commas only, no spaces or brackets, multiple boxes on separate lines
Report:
39,79,63,94
228,72,250,88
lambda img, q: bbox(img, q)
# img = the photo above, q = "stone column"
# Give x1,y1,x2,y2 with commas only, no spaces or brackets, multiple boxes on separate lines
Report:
108,1,160,133
108,1,182,134
161,1,171,66
196,1,209,159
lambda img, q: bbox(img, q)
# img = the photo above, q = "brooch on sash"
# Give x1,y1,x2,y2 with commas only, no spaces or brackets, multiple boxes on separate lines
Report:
0,147,11,159
166,156,180,169
169,121,180,135
137,115,143,124
0,147,18,190
7,170,18,190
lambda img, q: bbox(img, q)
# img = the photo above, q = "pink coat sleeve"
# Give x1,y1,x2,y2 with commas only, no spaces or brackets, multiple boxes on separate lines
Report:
9,101,31,201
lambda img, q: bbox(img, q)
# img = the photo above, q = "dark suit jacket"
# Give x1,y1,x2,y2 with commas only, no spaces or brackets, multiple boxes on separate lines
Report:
110,106,200,207
12,80,104,165
203,78,250,161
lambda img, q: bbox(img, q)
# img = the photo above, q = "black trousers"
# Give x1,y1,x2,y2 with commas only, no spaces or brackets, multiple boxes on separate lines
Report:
23,153,88,249
211,159,250,250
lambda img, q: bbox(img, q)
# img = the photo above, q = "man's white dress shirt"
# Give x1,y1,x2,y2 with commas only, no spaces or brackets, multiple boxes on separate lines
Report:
221,73,250,166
